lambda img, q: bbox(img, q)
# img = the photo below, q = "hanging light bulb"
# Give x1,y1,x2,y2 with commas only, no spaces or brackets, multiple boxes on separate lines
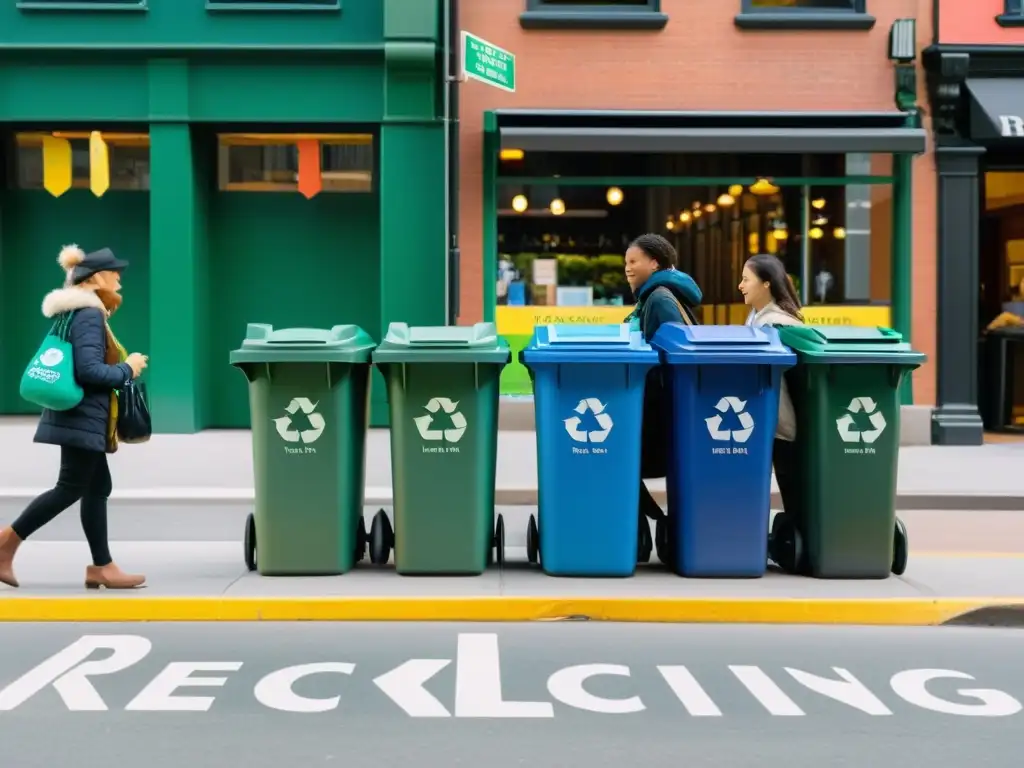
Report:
550,198,565,216
679,211,692,223
809,227,824,239
666,219,675,231
606,186,624,206
811,198,826,209
704,203,717,213
717,193,735,207
692,209,702,218
728,184,744,197
833,226,847,239
511,194,528,213
750,178,780,196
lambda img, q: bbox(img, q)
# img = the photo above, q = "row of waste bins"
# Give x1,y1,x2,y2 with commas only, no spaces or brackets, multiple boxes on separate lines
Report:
229,320,924,581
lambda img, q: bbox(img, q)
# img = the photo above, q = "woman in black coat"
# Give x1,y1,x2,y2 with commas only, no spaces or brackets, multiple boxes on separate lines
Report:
0,245,149,589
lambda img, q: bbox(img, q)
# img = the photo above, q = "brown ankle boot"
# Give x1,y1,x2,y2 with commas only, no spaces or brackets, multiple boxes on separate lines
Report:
0,528,22,588
84,563,146,590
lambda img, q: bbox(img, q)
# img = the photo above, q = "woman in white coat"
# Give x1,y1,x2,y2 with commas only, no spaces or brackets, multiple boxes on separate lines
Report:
738,253,804,521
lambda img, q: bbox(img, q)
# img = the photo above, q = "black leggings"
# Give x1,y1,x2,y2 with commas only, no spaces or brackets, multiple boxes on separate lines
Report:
772,437,800,519
11,446,113,566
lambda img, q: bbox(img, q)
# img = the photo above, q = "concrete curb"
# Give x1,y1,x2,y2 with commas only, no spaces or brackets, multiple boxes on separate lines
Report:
0,596,1019,624
2,488,1022,511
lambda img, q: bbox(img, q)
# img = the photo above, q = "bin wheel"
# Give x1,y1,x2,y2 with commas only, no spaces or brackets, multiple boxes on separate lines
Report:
354,516,367,563
244,512,257,572
892,517,909,576
526,515,540,565
369,509,393,566
493,514,506,567
770,514,803,575
637,515,653,564
655,518,672,568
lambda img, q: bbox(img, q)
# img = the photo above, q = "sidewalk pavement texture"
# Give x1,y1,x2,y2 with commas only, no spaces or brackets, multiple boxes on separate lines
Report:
0,418,1023,510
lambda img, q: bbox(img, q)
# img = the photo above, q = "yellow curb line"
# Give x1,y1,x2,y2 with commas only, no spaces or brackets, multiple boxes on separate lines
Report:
0,597,1021,624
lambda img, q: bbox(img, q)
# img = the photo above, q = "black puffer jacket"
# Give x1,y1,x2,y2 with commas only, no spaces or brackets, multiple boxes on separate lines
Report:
34,287,133,454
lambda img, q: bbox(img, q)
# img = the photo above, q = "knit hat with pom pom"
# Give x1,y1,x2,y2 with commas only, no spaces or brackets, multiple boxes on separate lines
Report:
58,244,128,286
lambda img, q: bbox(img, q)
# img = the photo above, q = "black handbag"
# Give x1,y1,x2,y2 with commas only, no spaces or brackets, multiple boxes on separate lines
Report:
117,379,152,444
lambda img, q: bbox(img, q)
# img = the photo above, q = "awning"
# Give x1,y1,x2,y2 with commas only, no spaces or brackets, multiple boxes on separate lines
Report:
490,110,926,154
967,78,1024,140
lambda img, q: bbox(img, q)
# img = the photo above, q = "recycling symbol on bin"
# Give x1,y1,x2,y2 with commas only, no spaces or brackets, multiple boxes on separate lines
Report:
836,396,886,444
414,397,467,443
273,397,326,444
564,398,614,443
705,397,755,443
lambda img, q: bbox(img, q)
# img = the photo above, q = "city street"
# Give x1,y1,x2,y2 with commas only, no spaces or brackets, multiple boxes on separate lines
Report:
0,622,1021,767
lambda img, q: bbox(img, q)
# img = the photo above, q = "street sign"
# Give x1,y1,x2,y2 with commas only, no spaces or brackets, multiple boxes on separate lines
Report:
461,31,515,93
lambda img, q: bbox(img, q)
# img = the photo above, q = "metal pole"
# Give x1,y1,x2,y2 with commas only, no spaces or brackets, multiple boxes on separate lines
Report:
891,151,913,403
444,0,461,325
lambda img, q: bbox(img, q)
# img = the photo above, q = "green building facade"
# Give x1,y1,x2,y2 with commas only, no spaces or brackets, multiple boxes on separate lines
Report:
0,0,448,431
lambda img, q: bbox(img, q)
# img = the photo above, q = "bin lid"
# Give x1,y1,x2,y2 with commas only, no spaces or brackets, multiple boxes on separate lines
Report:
521,323,659,366
371,322,511,365
649,323,796,367
228,323,376,365
776,325,927,366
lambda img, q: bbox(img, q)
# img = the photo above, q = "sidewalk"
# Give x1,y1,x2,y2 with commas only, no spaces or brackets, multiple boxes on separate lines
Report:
1,417,1023,509
0,541,1022,626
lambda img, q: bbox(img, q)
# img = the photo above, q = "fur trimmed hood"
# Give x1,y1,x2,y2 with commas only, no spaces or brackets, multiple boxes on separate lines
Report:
41,287,106,319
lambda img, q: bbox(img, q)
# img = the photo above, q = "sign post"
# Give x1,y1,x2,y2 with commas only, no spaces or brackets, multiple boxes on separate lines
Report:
460,31,516,93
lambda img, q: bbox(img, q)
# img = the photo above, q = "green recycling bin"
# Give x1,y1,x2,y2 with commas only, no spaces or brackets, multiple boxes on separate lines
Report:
371,322,510,575
770,326,925,580
230,323,376,576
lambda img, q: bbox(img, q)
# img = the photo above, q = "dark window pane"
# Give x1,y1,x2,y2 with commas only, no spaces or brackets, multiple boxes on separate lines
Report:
749,0,856,8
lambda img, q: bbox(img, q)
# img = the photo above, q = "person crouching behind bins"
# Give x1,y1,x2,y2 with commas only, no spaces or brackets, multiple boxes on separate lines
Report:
0,245,149,589
738,253,804,521
624,233,703,524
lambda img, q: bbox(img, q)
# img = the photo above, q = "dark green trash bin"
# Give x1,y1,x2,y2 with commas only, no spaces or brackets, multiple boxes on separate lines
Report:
230,323,376,576
371,322,510,575
770,326,925,579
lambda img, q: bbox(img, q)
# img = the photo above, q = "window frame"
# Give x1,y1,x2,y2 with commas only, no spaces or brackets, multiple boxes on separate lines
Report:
735,0,875,31
998,0,1024,27
519,0,668,31
14,131,151,192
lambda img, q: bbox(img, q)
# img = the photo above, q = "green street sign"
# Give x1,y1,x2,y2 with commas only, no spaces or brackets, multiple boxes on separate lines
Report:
461,31,515,93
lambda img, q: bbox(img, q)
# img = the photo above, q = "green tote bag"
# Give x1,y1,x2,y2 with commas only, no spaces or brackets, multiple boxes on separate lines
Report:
19,311,84,411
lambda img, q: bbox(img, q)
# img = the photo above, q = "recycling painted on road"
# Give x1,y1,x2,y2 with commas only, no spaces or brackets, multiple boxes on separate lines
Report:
837,396,887,455
414,397,467,454
0,632,1021,720
705,396,754,455
564,398,613,455
273,397,326,454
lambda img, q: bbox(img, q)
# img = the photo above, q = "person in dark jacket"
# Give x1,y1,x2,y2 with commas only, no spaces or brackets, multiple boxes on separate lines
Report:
624,234,702,531
0,245,148,590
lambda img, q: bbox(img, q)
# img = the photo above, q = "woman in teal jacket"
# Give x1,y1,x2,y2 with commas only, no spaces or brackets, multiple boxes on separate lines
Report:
624,234,702,560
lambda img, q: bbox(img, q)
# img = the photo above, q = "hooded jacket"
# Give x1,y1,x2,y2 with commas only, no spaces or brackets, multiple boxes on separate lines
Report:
34,286,134,454
628,269,703,342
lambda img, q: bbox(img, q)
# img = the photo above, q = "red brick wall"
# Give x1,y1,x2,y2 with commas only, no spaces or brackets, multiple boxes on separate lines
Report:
939,0,1024,44
459,0,937,403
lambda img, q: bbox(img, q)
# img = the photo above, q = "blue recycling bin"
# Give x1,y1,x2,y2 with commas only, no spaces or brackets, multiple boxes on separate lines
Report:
522,324,660,577
650,324,796,578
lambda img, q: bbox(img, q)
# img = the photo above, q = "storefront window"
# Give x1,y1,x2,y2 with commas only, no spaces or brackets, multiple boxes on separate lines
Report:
15,131,150,191
217,133,374,193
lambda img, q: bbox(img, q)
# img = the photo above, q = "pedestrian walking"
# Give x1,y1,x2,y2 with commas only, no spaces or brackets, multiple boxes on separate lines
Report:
0,244,149,589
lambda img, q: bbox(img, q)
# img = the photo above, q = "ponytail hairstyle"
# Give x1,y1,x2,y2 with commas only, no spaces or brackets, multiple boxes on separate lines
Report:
744,253,803,322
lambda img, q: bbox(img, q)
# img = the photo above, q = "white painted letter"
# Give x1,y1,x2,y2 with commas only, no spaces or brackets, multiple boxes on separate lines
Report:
785,667,891,715
0,635,152,711
254,663,355,713
890,669,1022,717
455,633,554,718
547,664,644,714
125,662,242,712
657,665,722,716
730,665,804,716
374,659,451,717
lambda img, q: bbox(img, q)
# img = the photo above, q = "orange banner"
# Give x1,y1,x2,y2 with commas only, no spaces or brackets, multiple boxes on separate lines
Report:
296,139,321,199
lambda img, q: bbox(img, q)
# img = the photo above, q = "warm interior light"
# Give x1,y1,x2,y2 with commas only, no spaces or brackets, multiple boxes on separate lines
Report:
704,203,717,213
812,216,828,226
717,193,735,207
500,148,525,161
666,219,675,231
811,197,826,209
692,209,702,218
833,226,847,239
809,227,824,239
773,228,788,241
728,184,744,197
692,201,702,210
550,198,565,216
606,186,624,206
750,178,780,196
679,211,692,223
511,194,528,213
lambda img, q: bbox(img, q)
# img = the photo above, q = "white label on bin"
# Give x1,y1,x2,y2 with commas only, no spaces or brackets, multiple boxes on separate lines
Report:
837,396,885,454
273,397,326,454
564,398,613,455
706,397,753,455
415,397,466,454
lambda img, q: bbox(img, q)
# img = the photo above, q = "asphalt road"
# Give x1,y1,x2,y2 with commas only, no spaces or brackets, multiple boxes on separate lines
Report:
0,622,1021,767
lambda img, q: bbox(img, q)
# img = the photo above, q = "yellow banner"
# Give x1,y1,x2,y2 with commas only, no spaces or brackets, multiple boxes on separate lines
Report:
89,131,110,198
496,303,891,336
41,136,72,198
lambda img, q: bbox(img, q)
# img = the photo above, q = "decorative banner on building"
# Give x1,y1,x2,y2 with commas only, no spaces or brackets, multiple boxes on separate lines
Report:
40,136,72,198
89,131,110,198
296,139,322,199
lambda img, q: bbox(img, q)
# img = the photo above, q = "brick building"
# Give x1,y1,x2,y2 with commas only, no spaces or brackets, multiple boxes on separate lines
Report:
457,0,937,419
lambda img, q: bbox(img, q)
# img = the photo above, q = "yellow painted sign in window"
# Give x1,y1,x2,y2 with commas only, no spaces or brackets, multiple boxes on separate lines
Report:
40,136,72,198
89,131,110,198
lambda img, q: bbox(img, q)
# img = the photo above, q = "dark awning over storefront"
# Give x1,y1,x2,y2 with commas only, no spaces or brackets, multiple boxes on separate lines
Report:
966,79,1024,141
490,109,926,154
